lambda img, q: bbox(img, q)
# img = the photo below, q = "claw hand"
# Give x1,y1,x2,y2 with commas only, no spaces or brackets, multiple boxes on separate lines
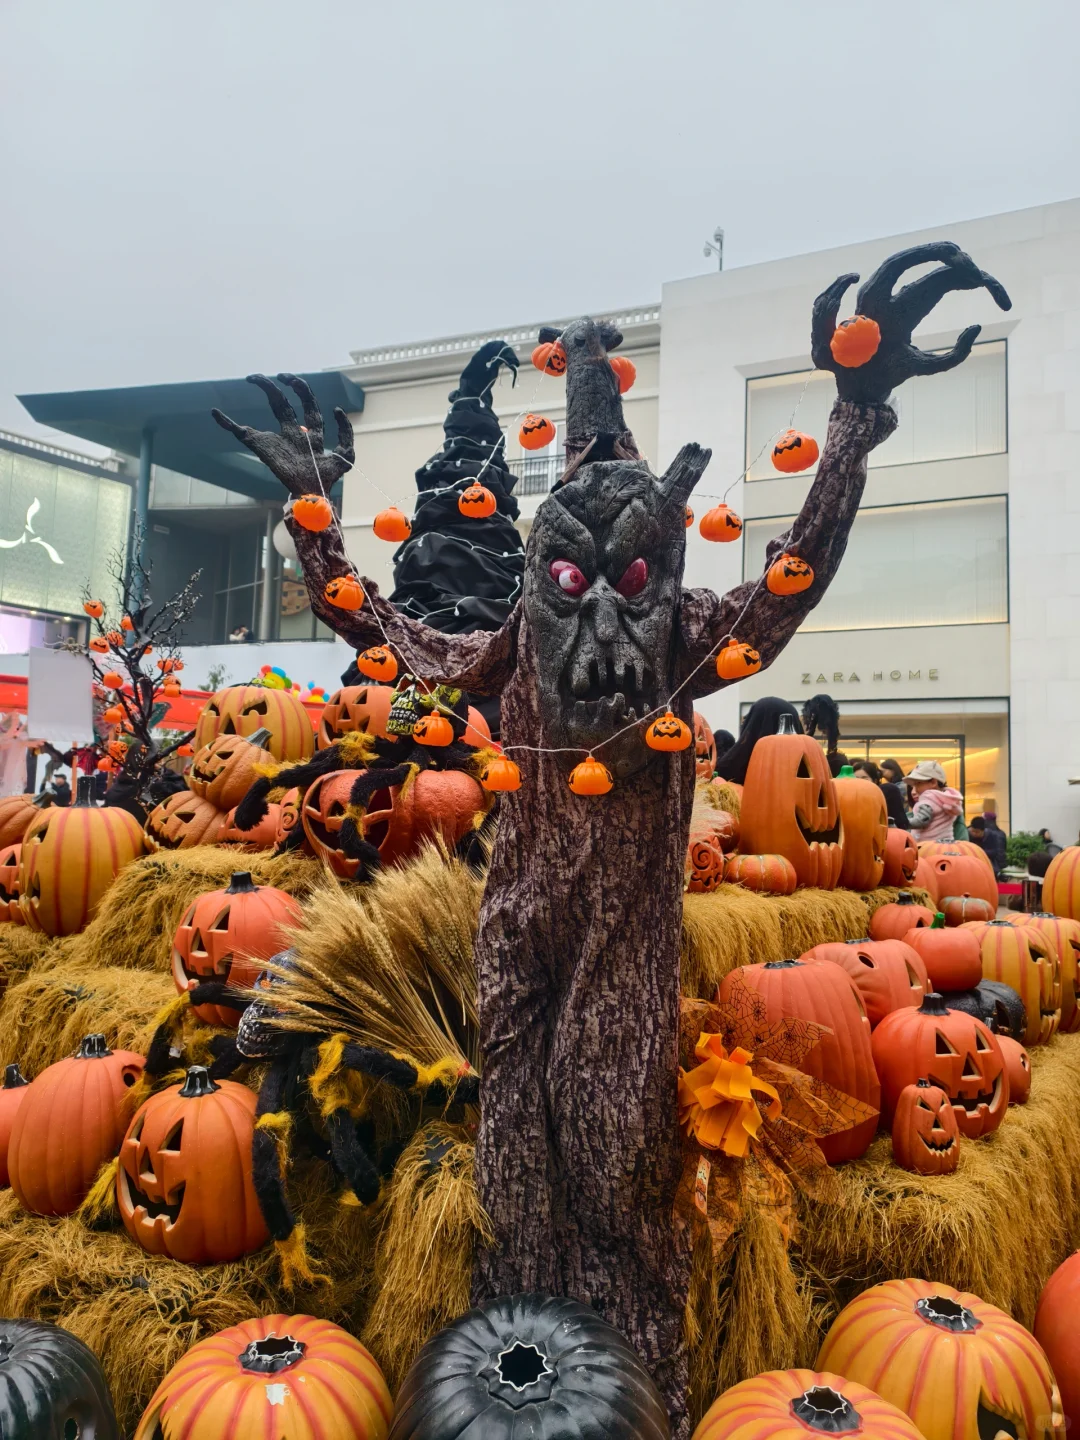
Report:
211,374,355,498
811,242,1011,404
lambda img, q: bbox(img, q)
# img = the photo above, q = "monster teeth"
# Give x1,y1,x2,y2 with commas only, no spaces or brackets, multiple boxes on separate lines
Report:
573,700,588,727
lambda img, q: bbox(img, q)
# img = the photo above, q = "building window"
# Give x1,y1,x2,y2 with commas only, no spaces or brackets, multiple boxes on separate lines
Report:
743,495,1007,631
745,340,1006,480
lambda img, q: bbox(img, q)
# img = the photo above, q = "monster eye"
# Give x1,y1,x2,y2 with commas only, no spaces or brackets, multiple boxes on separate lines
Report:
549,560,590,596
615,558,649,597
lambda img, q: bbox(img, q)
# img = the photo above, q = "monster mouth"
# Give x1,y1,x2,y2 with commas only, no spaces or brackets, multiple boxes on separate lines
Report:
121,1169,185,1227
570,694,646,731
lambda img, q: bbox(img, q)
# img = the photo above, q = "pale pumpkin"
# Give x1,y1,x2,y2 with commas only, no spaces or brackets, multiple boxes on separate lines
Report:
194,685,314,763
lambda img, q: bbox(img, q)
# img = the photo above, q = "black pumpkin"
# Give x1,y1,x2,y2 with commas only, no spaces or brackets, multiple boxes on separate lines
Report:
0,1319,119,1439
389,1293,670,1440
942,979,1027,1039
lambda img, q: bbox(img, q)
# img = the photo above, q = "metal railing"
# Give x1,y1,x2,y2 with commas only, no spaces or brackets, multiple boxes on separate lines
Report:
508,452,566,497
0,428,122,472
350,308,660,368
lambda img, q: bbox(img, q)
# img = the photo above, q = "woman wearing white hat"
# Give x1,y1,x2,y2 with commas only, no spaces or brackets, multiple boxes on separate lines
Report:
905,759,966,844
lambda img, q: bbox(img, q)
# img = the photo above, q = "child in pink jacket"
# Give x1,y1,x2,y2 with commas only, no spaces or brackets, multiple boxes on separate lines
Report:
905,760,965,843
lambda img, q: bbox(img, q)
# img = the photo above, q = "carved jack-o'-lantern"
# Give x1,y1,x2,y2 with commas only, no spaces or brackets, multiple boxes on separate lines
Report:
0,793,40,850
869,891,935,941
739,732,843,889
117,1067,268,1263
0,843,23,924
881,826,919,887
317,683,393,750
172,873,302,1028
929,848,998,911
1010,911,1080,1033
145,791,228,850
802,938,928,1029
187,727,273,811
693,713,716,780
194,685,314,763
891,1079,960,1175
997,1034,1031,1104
871,993,1008,1138
834,776,887,891
219,803,282,850
964,919,1060,1046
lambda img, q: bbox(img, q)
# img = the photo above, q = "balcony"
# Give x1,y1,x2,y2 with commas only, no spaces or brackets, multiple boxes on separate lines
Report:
508,452,566,497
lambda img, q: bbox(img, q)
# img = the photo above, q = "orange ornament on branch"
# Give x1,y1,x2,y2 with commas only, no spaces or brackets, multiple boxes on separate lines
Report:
357,646,398,682
609,355,636,393
716,639,761,681
699,504,743,542
291,493,334,532
458,483,497,518
569,757,613,796
102,670,124,689
767,553,814,595
771,430,819,473
325,575,365,610
103,704,124,725
519,415,556,451
373,506,412,542
830,314,881,368
121,615,135,632
105,629,125,648
89,637,109,654
645,712,692,752
479,755,522,792
685,506,694,528
413,713,454,747
82,599,104,619
532,340,566,376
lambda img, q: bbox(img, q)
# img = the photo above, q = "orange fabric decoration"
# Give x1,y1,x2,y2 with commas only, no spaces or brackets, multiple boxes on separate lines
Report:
678,1033,781,1156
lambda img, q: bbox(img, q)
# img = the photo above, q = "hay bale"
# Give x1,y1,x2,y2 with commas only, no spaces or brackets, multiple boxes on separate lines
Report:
0,924,59,988
0,1161,375,1436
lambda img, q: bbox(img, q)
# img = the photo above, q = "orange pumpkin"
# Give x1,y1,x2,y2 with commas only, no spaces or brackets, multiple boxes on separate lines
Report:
101,669,124,689
891,1079,960,1175
0,1064,30,1185
645,711,692,752
802,938,928,1029
318,683,393,749
458,482,497,516
291,493,334,532
1040,845,1080,921
609,354,636,393
121,615,134,632
325,574,365,610
145,791,229,850
817,1278,1062,1440
82,598,104,618
478,755,522,792
699,504,743,542
715,639,761,681
413,712,454,747
0,843,22,924
719,958,879,1162
834,775,887,891
519,414,556,450
568,757,613,796
722,853,797,894
939,894,994,927
1035,1252,1080,1430
118,1067,268,1262
102,703,124,725
161,676,182,698
902,923,982,991
770,430,819,474
9,1034,144,1214
19,782,149,936
685,506,694,527
692,1368,923,1440
0,794,38,849
373,506,412,542
964,918,1060,1045
172,873,302,1027
881,827,919,887
134,1313,392,1440
829,314,882,368
532,340,567,376
356,645,399,683
913,854,939,904
105,629,125,648
219,802,282,850
1010,911,1080,1033
926,847,998,910
89,636,109,654
766,553,814,595
869,892,935,942
693,712,716,780
739,732,843,889
187,727,273,810
686,809,739,894
998,1034,1031,1104
195,684,315,763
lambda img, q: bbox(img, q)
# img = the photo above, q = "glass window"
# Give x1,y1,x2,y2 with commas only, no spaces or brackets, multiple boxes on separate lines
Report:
743,496,1007,631
745,340,1006,480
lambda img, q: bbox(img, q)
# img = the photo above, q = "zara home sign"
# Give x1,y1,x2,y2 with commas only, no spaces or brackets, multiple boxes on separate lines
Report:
801,669,940,684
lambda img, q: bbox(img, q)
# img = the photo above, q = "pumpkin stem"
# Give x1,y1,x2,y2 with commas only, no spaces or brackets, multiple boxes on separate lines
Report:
931,912,946,929
178,1066,221,1098
777,713,798,735
2,1064,27,1089
790,1386,861,1433
225,872,259,895
895,891,917,904
918,993,951,1016
248,727,274,750
74,774,96,808
77,1033,112,1059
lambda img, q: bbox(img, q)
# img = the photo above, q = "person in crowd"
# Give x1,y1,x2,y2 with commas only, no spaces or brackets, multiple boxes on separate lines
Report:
1039,827,1062,856
853,757,910,829
229,623,255,643
905,760,965,844
1027,849,1053,879
714,696,803,785
827,750,850,778
712,728,735,755
880,757,906,787
49,770,71,807
970,807,1006,874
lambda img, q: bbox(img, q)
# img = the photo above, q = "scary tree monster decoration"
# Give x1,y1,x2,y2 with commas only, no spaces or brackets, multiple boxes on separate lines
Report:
213,243,1009,1432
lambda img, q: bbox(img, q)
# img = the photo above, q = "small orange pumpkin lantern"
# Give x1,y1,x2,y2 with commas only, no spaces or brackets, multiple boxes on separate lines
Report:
532,340,566,376
89,636,109,654
645,712,692,752
609,355,636,393
830,314,882,368
175,742,194,757
102,704,124,725
716,639,761,681
891,1078,960,1175
161,677,182,698
568,757,613,796
699,504,743,542
766,553,814,596
101,669,124,689
357,646,399,683
771,430,820,474
82,599,104,619
458,483,497,517
413,713,454,747
373,506,412,542
291,493,333,532
105,629,125,648
325,575,365,610
121,615,135,632
518,415,556,451
479,754,521,793
685,506,694,528
117,1066,269,1263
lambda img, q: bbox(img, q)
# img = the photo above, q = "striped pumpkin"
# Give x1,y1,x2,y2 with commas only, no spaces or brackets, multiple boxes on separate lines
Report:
1008,911,1080,1032
0,793,41,849
0,843,23,924
19,781,149,936
692,1368,924,1440
134,1314,392,1440
722,853,797,894
817,1278,1064,1440
194,685,314,763
1043,845,1080,922
965,918,1061,1045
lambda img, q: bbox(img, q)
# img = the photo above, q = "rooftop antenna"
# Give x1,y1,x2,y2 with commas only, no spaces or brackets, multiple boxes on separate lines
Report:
703,227,724,271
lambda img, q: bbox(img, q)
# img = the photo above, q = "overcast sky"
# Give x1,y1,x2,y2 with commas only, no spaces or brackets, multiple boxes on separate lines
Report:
2,0,1077,452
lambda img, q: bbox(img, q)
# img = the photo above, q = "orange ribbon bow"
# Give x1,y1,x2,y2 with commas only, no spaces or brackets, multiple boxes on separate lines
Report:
678,1032,782,1157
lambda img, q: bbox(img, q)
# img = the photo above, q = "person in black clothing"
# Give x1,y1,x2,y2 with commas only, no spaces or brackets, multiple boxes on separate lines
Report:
1038,828,1062,856
714,697,803,785
880,757,905,787
969,815,1006,878
49,772,71,807
712,728,735,755
853,757,910,830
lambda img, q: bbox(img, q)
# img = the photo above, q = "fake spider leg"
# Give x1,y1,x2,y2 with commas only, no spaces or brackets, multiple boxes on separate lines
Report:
252,1052,330,1286
337,763,414,860
205,1033,247,1081
233,748,343,831
324,1107,381,1205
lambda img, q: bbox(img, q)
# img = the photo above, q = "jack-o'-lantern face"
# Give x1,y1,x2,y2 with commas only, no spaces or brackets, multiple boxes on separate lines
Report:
767,553,815,596
145,791,227,849
716,640,762,682
0,843,22,923
693,713,715,780
519,415,556,449
317,683,393,749
194,685,313,763
458,483,497,517
739,733,844,888
301,769,366,878
187,728,272,811
967,919,1060,1046
882,826,919,885
892,1079,960,1175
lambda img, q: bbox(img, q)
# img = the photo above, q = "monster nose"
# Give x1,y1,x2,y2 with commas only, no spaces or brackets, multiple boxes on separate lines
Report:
590,590,620,645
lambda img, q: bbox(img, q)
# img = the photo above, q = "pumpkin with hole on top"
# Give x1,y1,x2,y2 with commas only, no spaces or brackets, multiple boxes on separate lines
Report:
801,938,928,1029
172,873,302,1028
928,847,998,911
325,574,365,610
692,1368,923,1440
134,1313,392,1440
693,712,716,780
0,1319,120,1440
117,1066,268,1263
766,553,813,596
9,1034,144,1215
871,992,1008,1137
718,958,879,1162
829,314,881,368
1035,1251,1080,1432
1042,845,1080,921
722,852,797,894
964,918,1060,1045
373,506,412,542
291,493,333,532
699,504,743,542
770,430,820,474
739,732,842,889
0,843,23,924
194,684,314,763
318,682,393,749
145,790,228,850
997,1034,1031,1104
869,891,935,942
902,922,983,991
186,727,274,811
939,894,995,927
1009,911,1080,1032
834,775,887,891
519,414,556,451
890,1079,960,1176
19,780,149,936
881,827,919,887
0,1063,30,1186
715,639,761,682
817,1277,1063,1440
919,838,996,872
0,793,40,850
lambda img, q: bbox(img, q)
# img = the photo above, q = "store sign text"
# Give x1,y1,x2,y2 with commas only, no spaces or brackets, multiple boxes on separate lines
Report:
801,669,939,684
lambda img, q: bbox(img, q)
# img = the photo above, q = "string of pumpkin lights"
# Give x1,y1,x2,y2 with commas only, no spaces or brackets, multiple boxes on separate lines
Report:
291,313,881,795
